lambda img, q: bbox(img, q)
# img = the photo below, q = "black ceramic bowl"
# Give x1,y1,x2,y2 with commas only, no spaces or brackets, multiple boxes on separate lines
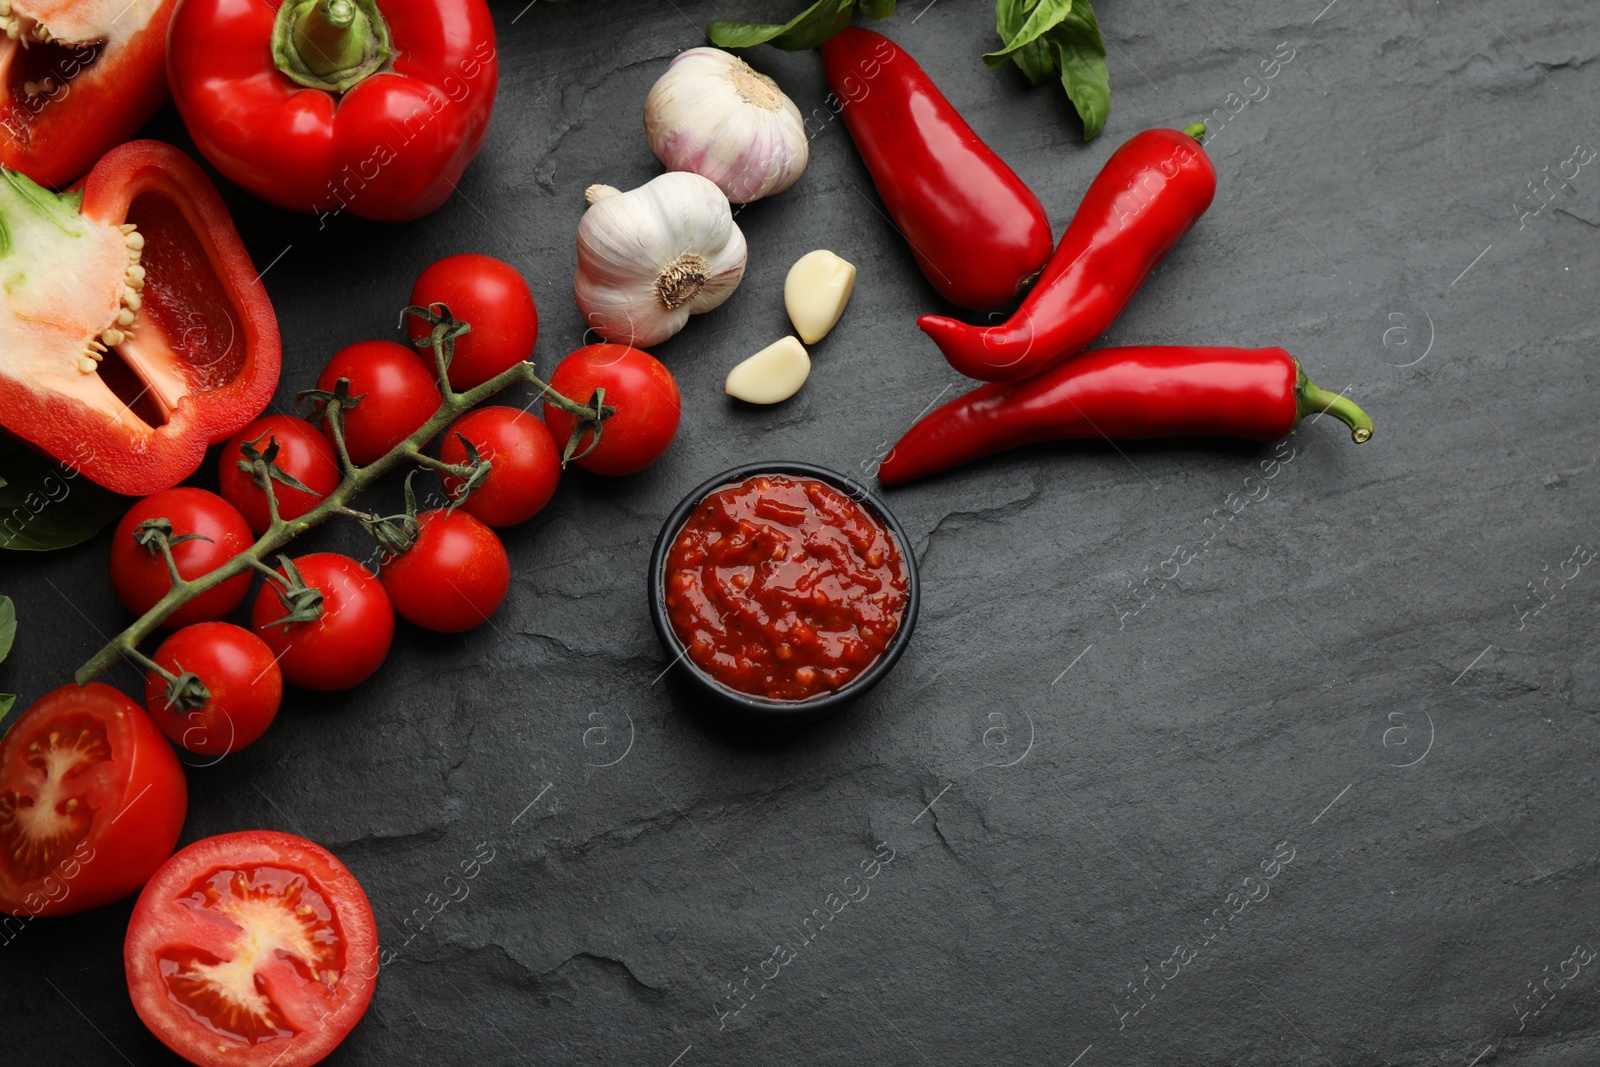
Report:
647,461,921,724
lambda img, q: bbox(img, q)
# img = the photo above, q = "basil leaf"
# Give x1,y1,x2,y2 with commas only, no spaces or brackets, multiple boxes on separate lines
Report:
1010,37,1055,85
993,0,1037,41
1047,2,1109,139
0,595,13,727
708,0,854,51
994,0,1054,83
0,435,127,552
0,596,13,663
857,0,895,16
984,0,1072,68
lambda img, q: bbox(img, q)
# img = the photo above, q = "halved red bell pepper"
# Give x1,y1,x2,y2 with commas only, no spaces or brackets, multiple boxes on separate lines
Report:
167,0,499,223
0,0,176,188
0,140,282,495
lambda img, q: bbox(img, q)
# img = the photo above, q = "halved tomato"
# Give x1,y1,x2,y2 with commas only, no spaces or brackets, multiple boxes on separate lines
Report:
125,830,379,1067
0,682,187,916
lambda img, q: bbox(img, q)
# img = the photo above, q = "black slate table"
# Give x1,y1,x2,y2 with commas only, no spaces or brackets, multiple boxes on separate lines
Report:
5,1,1600,1064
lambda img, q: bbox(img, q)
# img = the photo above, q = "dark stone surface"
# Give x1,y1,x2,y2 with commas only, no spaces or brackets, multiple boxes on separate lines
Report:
4,0,1600,1063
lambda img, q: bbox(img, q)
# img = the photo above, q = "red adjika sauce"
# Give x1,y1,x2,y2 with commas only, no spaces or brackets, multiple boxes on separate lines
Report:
664,474,909,700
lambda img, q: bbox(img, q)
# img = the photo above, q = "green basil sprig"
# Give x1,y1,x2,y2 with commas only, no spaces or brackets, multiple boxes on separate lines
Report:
987,0,1110,139
706,0,1109,138
707,0,892,51
0,596,15,722
0,435,126,552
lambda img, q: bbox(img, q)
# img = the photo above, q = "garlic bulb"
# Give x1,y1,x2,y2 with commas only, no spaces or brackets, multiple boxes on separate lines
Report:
644,47,809,204
574,172,748,348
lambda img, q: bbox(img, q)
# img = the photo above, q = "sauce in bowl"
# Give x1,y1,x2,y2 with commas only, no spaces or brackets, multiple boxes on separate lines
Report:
663,474,910,701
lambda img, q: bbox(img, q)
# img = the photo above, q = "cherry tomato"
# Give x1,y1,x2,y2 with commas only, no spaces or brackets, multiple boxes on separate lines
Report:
125,830,378,1067
379,509,510,632
438,406,561,527
250,553,394,691
315,340,440,466
543,344,681,476
218,415,341,535
408,254,539,390
145,623,283,757
110,488,253,629
0,684,187,917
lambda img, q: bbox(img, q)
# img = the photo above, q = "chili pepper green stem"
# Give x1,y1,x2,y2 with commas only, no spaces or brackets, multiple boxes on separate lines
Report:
1183,122,1207,141
1298,375,1374,443
74,360,606,686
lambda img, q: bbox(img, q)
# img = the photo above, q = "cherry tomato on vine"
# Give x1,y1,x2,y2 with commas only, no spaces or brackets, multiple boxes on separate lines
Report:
543,344,680,476
250,553,394,691
218,415,341,535
125,830,379,1067
314,341,440,466
408,254,539,390
110,488,253,629
438,406,561,527
0,684,187,917
145,623,283,757
379,509,510,633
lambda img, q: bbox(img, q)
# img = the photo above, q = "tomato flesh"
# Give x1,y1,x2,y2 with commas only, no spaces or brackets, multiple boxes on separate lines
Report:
159,865,342,1043
127,830,378,1067
0,713,105,880
0,683,187,917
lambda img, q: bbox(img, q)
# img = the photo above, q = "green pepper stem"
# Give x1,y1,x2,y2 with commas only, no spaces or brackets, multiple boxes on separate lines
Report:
1183,122,1208,141
1298,375,1374,443
272,0,391,93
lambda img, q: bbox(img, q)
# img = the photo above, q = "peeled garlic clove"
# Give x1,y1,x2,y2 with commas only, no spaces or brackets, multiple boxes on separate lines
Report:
784,250,857,345
725,336,811,405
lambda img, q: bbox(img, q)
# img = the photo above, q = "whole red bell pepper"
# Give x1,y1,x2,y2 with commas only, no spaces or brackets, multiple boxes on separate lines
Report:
877,346,1373,485
0,0,176,188
0,140,282,495
920,126,1217,383
821,27,1052,313
167,0,498,223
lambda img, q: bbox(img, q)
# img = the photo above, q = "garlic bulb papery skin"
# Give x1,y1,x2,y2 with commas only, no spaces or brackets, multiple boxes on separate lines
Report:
574,172,749,349
644,47,809,204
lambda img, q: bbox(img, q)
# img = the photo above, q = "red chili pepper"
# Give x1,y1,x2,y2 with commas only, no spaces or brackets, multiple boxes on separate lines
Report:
821,27,1052,313
877,346,1373,485
0,140,282,495
0,0,176,188
920,126,1217,383
167,0,498,223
